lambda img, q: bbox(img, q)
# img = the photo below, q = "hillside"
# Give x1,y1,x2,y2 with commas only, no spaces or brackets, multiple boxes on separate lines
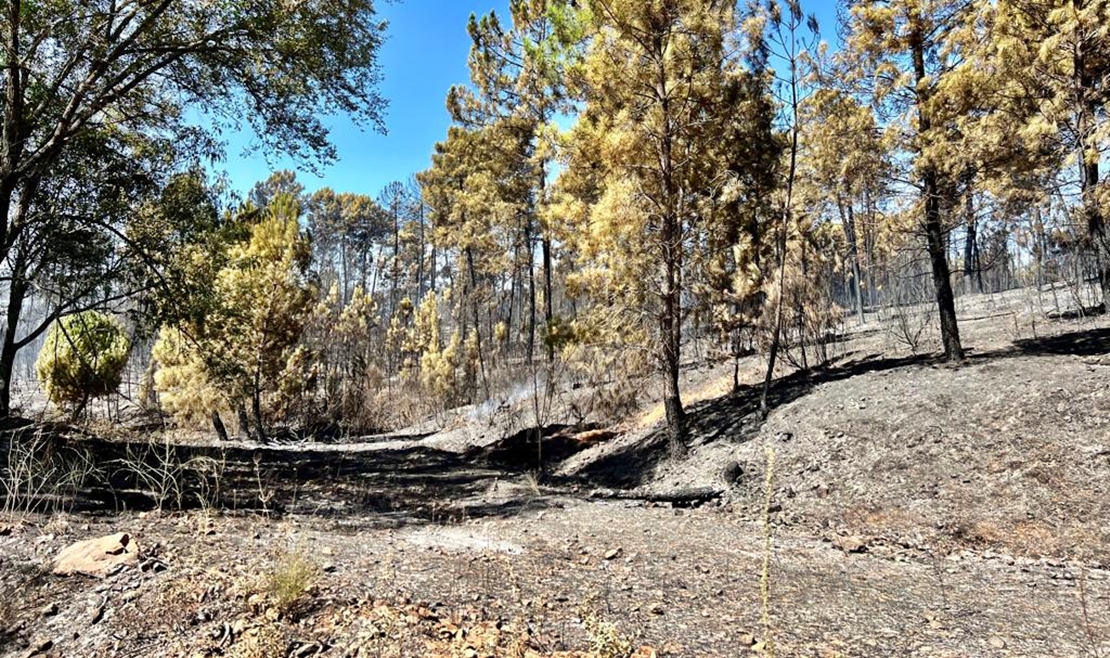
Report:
1,290,1109,657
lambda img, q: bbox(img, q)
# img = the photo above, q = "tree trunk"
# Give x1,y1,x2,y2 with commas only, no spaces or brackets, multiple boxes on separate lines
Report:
538,144,555,365
251,389,267,443
844,201,866,324
0,274,27,417
923,172,963,360
211,410,229,442
910,17,963,361
661,257,686,457
657,52,686,457
527,220,536,364
542,236,554,364
963,187,982,295
237,403,251,439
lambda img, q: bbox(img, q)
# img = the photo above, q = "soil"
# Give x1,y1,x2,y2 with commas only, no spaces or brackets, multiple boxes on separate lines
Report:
2,287,1110,657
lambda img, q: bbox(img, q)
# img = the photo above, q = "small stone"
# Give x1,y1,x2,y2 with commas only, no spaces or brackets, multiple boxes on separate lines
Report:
604,548,622,560
25,638,53,657
832,535,868,554
988,637,1006,650
41,603,58,617
738,632,756,646
647,602,665,615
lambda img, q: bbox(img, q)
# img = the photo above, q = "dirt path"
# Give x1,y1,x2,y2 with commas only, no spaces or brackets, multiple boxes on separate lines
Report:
3,498,1109,657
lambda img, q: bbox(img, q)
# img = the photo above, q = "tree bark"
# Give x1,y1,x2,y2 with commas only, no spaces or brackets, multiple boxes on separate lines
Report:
910,16,963,361
661,233,686,457
211,410,229,442
842,198,866,324
0,262,28,417
658,45,686,457
542,235,555,364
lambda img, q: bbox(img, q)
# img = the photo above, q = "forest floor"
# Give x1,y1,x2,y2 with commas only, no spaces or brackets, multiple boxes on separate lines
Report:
2,286,1110,657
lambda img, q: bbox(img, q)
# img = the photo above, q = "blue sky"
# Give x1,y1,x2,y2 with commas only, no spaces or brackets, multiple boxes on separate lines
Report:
218,0,839,200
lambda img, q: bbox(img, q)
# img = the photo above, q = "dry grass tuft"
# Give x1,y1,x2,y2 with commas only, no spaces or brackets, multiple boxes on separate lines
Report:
263,547,318,615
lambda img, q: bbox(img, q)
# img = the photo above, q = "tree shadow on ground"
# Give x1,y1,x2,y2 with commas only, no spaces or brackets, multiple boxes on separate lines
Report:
982,326,1110,358
0,426,552,527
571,324,1110,491
567,352,932,490
5,326,1109,522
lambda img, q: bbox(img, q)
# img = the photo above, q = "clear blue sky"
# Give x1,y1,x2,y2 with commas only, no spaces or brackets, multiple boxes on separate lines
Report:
218,0,839,200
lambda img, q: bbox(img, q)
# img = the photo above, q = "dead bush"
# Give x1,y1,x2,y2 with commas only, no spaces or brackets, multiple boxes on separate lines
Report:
262,546,318,616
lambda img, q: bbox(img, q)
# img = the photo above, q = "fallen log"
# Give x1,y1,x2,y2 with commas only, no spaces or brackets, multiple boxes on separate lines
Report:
588,485,724,507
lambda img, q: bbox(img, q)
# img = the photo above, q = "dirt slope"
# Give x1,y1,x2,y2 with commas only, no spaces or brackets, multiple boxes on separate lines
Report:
3,290,1110,657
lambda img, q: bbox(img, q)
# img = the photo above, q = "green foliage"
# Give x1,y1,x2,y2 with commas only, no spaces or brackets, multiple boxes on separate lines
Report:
36,312,131,408
152,326,228,429
153,194,314,435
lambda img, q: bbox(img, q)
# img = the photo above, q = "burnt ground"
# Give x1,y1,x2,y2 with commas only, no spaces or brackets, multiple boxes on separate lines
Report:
2,287,1110,657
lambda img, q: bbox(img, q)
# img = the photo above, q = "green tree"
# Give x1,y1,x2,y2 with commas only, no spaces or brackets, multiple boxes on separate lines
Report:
0,0,387,416
154,194,314,440
36,311,131,414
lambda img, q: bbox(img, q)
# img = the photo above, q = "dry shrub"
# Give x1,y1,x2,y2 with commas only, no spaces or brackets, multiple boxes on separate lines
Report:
263,547,318,615
953,518,1007,547
581,606,633,658
562,338,650,425
2,429,100,517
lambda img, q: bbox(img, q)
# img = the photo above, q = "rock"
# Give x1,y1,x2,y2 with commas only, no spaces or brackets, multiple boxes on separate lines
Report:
988,637,1006,649
720,461,744,483
832,535,869,554
604,548,622,560
53,533,140,577
647,602,665,615
815,483,830,499
87,601,106,626
738,632,756,646
24,638,53,657
40,603,58,617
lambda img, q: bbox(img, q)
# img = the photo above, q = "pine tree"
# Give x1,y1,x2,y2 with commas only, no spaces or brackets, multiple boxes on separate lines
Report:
448,0,583,363
567,0,778,454
842,0,977,360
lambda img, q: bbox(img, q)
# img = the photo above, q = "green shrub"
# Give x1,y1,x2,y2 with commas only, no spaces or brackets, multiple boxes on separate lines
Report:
36,311,131,408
